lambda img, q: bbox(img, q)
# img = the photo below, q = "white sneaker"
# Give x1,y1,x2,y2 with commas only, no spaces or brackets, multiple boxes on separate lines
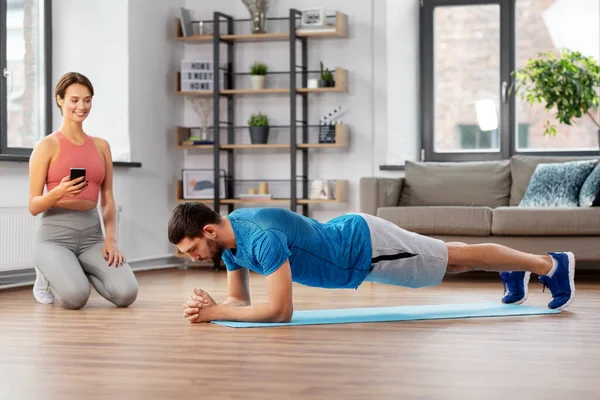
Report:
33,267,54,304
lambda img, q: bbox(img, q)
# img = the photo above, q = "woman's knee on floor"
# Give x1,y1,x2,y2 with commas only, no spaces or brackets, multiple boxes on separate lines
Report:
111,282,138,307
56,285,91,310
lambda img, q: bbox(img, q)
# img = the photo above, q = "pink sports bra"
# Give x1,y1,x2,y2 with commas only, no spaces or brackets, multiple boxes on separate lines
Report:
46,131,106,202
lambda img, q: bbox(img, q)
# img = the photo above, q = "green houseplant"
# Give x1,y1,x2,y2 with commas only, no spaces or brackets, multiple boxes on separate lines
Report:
248,112,270,144
511,49,600,148
319,61,335,88
250,62,268,90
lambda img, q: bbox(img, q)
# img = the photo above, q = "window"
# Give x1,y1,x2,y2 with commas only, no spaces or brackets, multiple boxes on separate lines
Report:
1,0,51,156
458,125,496,150
458,123,528,150
420,0,600,162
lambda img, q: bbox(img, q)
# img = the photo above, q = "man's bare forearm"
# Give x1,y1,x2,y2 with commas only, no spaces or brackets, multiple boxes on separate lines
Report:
221,297,250,307
209,303,292,323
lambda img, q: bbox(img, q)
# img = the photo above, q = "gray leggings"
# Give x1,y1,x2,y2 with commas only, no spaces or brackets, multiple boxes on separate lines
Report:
34,207,138,309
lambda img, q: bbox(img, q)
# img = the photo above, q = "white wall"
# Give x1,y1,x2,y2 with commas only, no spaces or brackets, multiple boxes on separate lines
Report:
124,0,184,259
385,0,420,167
52,0,131,162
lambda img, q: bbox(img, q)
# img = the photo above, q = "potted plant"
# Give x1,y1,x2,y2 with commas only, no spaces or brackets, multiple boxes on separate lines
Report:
250,62,268,90
511,49,600,149
319,61,335,88
248,112,270,144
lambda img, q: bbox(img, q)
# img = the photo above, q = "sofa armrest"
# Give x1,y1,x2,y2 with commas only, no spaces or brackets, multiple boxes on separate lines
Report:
359,177,404,215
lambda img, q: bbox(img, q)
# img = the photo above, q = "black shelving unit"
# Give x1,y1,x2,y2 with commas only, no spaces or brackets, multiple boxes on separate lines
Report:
175,8,349,224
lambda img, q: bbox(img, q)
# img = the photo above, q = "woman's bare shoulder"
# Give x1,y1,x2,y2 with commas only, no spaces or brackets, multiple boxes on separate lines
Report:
32,133,59,154
90,135,110,149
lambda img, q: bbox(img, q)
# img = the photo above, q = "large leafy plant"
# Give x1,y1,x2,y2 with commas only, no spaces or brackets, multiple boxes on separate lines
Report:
511,49,600,136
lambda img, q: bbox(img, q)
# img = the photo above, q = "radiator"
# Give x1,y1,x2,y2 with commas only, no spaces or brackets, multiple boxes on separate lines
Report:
0,206,121,272
0,208,39,272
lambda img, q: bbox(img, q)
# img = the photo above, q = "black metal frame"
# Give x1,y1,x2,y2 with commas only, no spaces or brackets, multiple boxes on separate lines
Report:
0,0,52,156
289,8,309,216
419,0,599,162
209,8,311,217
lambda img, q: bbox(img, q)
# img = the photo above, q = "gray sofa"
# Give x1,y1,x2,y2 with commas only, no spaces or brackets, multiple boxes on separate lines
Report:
360,155,600,263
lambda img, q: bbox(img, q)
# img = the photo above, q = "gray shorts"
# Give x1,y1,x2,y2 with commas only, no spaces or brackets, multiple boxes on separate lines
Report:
358,213,448,288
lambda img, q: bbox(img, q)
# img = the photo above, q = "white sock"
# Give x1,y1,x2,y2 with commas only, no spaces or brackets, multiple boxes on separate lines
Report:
546,257,558,278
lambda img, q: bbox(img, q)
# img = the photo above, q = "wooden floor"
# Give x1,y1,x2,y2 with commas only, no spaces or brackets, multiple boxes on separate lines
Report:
1,268,600,400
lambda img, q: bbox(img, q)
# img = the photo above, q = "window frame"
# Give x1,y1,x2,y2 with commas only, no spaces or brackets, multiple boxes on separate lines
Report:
419,0,600,162
0,0,52,157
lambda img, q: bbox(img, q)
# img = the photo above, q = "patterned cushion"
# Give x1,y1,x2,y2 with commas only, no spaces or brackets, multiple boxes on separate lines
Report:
519,160,597,208
579,161,600,207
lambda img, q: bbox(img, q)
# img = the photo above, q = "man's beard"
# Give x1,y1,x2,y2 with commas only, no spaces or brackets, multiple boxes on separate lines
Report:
207,238,224,266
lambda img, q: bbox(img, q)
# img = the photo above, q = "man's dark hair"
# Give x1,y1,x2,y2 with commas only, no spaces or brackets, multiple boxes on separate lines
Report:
168,203,222,244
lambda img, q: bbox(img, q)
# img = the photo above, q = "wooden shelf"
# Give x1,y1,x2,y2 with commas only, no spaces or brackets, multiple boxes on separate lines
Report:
175,179,348,204
221,33,289,42
174,18,213,42
177,144,214,149
297,68,348,93
297,12,348,38
221,144,289,149
221,88,290,95
175,68,347,95
175,124,349,149
174,13,348,42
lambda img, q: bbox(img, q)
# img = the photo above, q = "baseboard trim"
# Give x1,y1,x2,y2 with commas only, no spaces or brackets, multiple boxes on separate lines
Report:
0,256,185,291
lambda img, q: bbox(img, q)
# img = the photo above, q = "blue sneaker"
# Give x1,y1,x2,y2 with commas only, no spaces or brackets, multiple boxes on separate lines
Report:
538,252,576,310
500,271,531,305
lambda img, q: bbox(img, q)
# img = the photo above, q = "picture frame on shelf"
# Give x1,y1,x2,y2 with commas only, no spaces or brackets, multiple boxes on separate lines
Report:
182,169,226,199
179,7,193,37
300,8,324,27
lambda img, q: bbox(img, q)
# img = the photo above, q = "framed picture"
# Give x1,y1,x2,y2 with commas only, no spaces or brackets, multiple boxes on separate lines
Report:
301,8,324,27
182,169,226,199
179,7,194,37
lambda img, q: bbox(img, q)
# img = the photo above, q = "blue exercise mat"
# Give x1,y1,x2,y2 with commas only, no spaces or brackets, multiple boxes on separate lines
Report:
211,302,560,328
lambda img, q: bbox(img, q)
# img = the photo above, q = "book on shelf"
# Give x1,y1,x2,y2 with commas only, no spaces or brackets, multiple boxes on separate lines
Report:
181,139,214,146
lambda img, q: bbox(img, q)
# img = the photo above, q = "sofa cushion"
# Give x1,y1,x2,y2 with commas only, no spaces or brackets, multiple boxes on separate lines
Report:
580,162,600,207
519,160,597,208
376,206,493,236
492,207,600,235
399,160,511,208
510,155,600,206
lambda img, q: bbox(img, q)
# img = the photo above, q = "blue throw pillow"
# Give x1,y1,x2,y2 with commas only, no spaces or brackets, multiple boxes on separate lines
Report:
579,161,600,207
519,160,597,208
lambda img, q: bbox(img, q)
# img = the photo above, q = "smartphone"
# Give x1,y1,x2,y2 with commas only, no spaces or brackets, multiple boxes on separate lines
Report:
70,168,87,181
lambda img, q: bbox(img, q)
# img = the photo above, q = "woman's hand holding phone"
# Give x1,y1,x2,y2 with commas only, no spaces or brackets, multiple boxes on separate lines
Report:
54,175,88,198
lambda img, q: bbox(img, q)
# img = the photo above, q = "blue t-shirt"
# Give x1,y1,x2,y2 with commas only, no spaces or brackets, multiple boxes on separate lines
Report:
222,208,372,289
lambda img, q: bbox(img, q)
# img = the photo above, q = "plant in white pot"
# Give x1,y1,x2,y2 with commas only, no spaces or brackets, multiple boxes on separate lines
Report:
511,49,600,149
248,112,269,144
250,62,268,90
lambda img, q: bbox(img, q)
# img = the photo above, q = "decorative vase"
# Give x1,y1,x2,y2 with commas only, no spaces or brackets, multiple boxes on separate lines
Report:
250,11,267,34
250,75,266,90
201,125,209,142
249,126,270,144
